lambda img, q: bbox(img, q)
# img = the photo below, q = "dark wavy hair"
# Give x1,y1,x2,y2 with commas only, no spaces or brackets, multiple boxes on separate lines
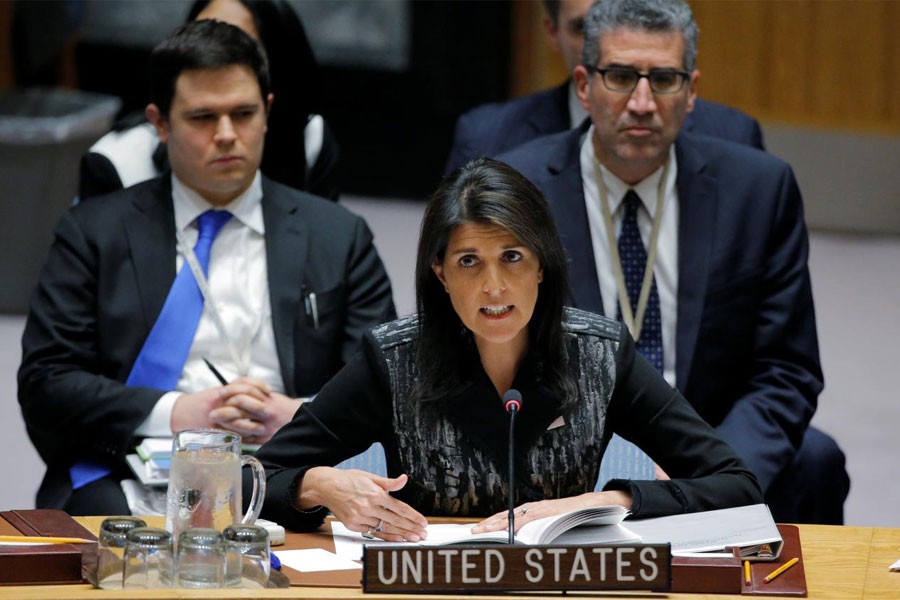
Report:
187,0,321,192
413,158,575,404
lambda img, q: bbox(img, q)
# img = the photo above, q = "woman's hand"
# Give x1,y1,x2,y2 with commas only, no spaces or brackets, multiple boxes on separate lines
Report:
471,490,633,534
298,467,429,542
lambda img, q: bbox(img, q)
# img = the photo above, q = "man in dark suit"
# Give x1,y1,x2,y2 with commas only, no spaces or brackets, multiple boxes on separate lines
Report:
444,0,763,175
498,0,848,524
18,20,395,515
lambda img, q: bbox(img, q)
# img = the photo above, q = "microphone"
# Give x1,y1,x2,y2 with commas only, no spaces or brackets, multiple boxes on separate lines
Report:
502,389,523,545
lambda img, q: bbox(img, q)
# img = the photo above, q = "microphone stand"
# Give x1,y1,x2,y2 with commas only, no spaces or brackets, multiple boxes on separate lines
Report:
502,389,522,546
507,405,517,545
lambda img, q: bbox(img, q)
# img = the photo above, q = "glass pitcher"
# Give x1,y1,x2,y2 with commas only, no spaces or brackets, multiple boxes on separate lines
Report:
165,429,265,546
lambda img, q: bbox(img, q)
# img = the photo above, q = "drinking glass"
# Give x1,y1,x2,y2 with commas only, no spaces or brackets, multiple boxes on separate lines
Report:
95,516,147,589
122,527,173,589
223,524,270,588
176,527,225,588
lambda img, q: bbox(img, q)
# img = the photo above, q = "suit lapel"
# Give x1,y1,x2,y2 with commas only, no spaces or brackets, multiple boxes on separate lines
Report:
674,135,716,389
524,82,571,138
123,178,177,334
261,179,308,397
547,126,605,315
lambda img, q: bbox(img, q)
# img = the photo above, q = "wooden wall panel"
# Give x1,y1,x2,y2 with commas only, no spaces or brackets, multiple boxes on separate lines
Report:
885,1,900,123
765,1,815,117
510,0,567,98
808,2,887,122
691,1,769,113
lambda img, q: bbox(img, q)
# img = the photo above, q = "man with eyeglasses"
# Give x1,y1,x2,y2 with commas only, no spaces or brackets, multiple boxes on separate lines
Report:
498,0,848,525
443,0,763,175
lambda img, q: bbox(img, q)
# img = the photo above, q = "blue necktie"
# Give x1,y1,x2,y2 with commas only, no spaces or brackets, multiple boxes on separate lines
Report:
126,209,233,389
70,210,232,490
617,190,663,374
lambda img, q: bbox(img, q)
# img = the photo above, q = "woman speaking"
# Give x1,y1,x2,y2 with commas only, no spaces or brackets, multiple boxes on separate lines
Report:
251,158,761,541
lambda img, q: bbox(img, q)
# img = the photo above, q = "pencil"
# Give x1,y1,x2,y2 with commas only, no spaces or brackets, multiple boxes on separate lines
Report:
0,535,95,544
203,357,228,385
763,557,799,583
744,560,752,585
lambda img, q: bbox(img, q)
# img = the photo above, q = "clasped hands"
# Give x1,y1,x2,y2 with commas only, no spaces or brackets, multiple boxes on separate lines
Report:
171,376,300,444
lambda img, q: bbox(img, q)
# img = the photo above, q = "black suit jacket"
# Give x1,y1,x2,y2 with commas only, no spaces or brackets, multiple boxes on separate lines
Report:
18,176,395,508
444,82,764,174
497,128,822,493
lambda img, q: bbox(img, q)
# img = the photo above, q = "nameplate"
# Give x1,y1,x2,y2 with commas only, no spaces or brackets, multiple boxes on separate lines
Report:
361,543,671,593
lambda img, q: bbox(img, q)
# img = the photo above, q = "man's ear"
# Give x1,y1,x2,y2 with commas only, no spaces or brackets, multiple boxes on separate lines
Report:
573,65,591,109
686,69,700,114
145,104,169,143
265,93,274,132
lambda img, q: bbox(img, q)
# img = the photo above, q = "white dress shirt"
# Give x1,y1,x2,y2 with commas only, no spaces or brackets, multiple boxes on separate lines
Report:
579,126,680,387
136,171,283,436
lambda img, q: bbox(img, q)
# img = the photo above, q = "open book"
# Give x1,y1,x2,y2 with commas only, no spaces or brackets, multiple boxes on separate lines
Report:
419,505,638,546
624,503,783,560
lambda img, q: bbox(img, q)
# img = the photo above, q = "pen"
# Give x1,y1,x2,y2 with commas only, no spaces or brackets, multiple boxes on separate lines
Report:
203,357,228,385
0,535,95,544
309,292,319,329
763,557,799,583
744,560,751,585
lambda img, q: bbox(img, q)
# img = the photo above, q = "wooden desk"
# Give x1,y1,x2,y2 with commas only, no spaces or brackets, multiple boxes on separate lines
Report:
1,521,897,599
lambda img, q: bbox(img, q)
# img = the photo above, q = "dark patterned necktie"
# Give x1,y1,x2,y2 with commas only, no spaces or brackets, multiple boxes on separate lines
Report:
617,190,664,374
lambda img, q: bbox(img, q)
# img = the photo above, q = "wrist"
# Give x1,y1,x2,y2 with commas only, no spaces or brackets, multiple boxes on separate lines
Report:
296,466,328,510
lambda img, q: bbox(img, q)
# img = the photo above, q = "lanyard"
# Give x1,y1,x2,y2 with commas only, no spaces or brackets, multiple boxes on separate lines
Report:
175,228,266,378
593,158,669,343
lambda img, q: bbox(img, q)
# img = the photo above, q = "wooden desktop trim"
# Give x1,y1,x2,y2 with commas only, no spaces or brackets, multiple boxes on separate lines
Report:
0,520,896,599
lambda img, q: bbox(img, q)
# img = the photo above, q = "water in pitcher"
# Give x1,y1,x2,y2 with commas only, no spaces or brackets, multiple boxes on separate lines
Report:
165,448,242,539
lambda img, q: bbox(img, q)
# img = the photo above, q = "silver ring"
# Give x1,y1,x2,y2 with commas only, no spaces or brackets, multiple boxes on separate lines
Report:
374,519,384,533
520,507,528,515
362,528,375,540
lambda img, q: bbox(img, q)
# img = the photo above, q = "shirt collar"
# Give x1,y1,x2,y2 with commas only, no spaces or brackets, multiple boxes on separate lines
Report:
581,124,677,216
172,171,265,235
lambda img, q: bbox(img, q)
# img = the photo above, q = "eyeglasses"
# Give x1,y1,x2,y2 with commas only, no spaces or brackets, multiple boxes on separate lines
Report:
585,66,690,94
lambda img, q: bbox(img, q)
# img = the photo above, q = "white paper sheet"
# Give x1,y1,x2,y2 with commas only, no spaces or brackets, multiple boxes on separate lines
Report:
276,548,361,572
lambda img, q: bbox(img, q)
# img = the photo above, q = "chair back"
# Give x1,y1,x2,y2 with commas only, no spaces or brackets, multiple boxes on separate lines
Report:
595,434,655,491
334,443,388,476
336,436,654,492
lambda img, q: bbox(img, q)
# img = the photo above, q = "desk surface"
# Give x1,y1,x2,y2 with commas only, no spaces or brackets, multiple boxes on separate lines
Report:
1,520,897,599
